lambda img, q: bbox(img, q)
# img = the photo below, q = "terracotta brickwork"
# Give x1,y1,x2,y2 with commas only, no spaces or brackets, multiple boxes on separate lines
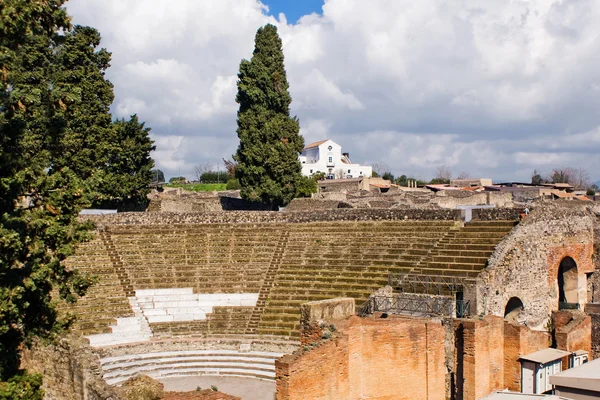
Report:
456,317,508,400
276,316,446,400
553,310,592,356
502,321,550,392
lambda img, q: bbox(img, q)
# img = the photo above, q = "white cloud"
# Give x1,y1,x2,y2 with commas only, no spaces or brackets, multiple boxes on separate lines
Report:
66,0,600,181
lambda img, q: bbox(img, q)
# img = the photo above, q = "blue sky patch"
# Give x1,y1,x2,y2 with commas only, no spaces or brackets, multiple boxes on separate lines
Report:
263,0,324,23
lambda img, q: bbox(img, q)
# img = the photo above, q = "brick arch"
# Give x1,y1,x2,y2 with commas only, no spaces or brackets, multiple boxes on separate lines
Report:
558,257,578,305
504,297,524,322
546,244,594,307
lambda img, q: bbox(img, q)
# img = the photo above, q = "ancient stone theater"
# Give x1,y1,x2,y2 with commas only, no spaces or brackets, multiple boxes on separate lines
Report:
23,202,600,400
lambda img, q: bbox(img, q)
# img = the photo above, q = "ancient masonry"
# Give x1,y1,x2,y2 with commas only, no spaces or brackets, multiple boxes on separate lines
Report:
26,204,599,399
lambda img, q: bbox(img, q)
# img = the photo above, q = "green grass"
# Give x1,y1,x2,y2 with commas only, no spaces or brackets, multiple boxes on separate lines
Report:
164,183,227,192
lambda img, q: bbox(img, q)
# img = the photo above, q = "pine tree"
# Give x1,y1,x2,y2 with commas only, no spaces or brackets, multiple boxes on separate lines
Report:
234,24,304,207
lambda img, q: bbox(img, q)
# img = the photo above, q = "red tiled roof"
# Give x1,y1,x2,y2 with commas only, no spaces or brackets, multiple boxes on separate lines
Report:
303,139,329,150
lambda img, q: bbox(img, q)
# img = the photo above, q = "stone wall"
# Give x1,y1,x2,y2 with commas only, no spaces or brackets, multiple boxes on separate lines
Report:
591,313,600,358
471,207,522,220
84,208,466,226
476,205,595,330
95,337,298,360
147,189,273,212
20,335,119,400
285,198,343,211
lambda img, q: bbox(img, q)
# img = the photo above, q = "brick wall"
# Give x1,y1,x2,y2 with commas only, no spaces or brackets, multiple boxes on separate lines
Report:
276,316,446,400
502,322,550,392
456,317,506,400
553,311,592,356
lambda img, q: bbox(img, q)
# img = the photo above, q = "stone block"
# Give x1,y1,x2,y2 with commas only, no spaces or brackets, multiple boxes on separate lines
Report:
300,297,355,325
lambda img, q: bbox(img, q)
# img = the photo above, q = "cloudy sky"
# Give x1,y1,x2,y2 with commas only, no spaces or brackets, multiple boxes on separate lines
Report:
66,0,600,182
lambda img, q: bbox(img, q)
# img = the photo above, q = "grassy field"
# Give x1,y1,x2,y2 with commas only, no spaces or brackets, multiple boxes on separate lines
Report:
164,183,227,192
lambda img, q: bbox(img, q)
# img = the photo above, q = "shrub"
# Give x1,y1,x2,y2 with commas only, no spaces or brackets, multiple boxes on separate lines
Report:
211,385,218,392
0,372,43,400
226,178,241,190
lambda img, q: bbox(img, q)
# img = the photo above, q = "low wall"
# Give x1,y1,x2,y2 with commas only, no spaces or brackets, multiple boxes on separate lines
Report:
285,199,342,212
84,208,477,226
471,207,521,220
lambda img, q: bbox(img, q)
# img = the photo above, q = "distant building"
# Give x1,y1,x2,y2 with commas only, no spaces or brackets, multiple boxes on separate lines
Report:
299,139,372,180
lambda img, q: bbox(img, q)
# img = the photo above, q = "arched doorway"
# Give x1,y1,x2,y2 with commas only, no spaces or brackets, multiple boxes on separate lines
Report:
558,257,578,309
504,297,524,322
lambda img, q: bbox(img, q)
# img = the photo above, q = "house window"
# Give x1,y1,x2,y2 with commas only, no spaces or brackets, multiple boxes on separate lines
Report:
360,171,363,175
348,169,351,173
310,169,313,173
328,156,332,163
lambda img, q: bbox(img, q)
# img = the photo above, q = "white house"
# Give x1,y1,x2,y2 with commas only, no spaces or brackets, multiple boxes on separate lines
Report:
298,139,372,179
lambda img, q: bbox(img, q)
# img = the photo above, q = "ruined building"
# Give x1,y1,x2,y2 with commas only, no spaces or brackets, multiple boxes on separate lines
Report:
22,204,600,399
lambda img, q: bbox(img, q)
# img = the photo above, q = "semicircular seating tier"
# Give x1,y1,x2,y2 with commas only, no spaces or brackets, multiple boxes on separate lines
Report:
61,220,516,342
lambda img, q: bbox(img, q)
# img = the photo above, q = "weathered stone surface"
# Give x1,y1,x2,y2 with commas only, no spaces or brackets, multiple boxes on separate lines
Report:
300,298,355,324
120,375,163,400
162,390,240,400
476,204,596,330
20,335,120,400
84,208,468,227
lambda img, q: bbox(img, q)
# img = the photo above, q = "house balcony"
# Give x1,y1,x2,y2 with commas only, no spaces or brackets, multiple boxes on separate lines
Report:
326,161,335,167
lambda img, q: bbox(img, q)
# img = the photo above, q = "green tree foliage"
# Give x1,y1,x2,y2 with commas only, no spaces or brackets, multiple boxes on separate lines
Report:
0,0,154,390
200,171,227,183
381,171,394,182
428,178,449,184
295,175,318,198
0,372,43,400
0,0,95,389
92,115,156,211
49,26,114,181
234,24,304,207
226,179,241,190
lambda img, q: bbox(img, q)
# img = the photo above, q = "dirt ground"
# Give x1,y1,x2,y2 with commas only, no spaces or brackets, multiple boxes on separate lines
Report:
159,376,276,400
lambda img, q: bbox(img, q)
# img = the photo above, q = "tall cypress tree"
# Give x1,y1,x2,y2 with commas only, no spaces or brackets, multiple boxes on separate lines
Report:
0,0,94,392
234,24,304,207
